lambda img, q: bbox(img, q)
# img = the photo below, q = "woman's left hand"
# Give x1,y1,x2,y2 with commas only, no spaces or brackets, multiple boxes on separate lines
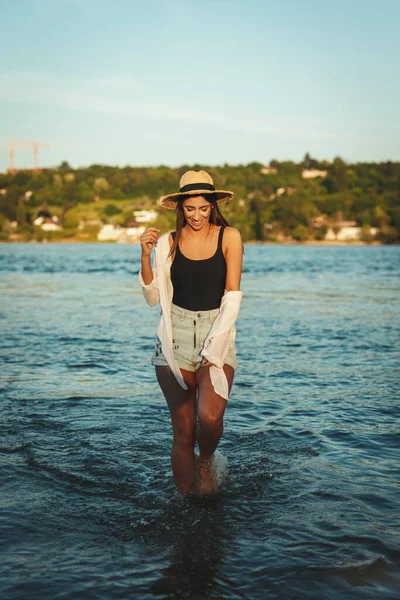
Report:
201,358,215,368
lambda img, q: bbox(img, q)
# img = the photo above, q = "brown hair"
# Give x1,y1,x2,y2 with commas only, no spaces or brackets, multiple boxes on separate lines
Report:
168,193,230,259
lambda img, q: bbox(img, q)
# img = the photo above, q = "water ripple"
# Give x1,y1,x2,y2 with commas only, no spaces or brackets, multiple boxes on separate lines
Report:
0,243,399,599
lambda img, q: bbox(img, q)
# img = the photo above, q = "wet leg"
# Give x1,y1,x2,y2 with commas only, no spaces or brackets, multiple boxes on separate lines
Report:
155,366,197,494
195,364,234,494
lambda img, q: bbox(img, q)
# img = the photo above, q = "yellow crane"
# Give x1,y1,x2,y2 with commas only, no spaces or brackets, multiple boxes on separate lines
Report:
0,139,56,173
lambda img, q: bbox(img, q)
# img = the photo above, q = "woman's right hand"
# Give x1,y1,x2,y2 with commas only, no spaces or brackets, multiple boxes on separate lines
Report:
140,227,160,257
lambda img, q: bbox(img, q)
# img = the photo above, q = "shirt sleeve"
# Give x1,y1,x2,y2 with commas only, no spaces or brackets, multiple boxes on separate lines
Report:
201,330,232,368
138,263,160,306
201,291,242,363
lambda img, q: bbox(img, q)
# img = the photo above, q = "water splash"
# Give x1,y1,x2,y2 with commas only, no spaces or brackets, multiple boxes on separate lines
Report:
213,450,229,488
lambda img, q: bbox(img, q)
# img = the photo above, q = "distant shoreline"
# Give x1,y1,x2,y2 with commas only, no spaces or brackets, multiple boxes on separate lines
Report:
244,240,383,246
1,238,388,246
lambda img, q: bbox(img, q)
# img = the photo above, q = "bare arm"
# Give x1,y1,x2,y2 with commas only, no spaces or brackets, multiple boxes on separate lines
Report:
140,227,159,285
224,227,243,291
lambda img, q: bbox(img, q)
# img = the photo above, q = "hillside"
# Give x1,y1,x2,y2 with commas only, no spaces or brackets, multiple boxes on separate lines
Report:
1,155,399,243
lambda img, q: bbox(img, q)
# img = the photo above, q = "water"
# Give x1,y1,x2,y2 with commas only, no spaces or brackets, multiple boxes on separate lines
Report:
1,242,399,600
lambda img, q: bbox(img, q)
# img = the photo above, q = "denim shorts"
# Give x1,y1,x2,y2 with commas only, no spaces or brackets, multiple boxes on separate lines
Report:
151,303,238,372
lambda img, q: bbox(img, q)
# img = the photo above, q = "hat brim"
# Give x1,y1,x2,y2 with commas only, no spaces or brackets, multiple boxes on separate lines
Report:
158,189,233,210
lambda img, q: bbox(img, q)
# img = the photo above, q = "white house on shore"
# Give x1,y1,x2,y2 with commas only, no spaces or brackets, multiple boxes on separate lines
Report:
302,168,328,179
33,210,62,232
97,224,146,243
133,210,157,223
260,165,278,175
325,226,378,241
97,209,157,243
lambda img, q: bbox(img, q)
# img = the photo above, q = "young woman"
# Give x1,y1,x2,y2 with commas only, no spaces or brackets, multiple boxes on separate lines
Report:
138,170,243,496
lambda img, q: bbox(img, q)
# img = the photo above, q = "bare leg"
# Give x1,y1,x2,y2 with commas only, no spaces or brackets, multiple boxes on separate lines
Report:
155,366,197,494
195,364,234,494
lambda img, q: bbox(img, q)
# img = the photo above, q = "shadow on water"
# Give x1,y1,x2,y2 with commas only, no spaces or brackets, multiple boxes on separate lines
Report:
148,497,238,600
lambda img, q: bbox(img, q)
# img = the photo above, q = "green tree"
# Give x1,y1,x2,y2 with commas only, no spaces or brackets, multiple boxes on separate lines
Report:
331,157,348,191
103,203,122,216
292,224,308,241
302,153,321,169
94,177,110,197
16,198,27,225
377,226,399,244
58,161,72,173
360,226,374,243
63,209,80,229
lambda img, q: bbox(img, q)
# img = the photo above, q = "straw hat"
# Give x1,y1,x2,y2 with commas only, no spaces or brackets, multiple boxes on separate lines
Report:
159,170,233,209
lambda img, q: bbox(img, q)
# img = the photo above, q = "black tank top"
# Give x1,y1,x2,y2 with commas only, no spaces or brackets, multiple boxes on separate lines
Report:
171,226,227,311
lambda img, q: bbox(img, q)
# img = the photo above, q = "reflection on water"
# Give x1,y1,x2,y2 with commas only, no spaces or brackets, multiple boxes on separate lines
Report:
0,243,399,599
150,497,228,599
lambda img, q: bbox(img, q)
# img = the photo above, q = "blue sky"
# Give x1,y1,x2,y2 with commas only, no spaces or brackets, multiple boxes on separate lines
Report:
0,0,399,171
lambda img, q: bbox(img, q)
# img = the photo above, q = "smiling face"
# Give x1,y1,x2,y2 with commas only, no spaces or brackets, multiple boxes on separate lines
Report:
182,195,212,231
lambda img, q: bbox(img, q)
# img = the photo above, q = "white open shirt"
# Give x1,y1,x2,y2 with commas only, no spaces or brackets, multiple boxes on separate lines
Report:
138,232,242,400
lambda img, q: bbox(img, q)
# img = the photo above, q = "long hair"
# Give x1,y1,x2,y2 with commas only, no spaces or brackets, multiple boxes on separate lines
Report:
168,193,230,259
